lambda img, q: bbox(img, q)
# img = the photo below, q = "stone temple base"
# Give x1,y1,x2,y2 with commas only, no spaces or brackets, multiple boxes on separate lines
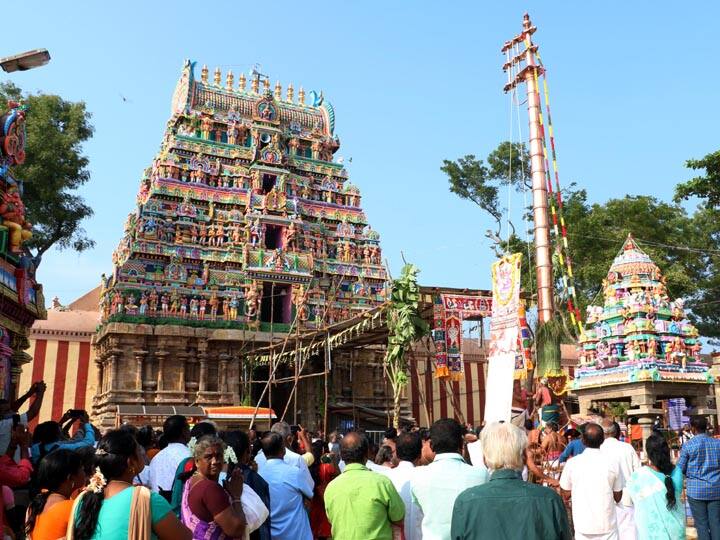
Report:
92,322,278,429
573,381,715,450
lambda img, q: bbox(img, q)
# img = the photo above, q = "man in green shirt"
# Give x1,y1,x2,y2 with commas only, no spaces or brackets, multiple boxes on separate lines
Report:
325,432,405,539
451,422,571,540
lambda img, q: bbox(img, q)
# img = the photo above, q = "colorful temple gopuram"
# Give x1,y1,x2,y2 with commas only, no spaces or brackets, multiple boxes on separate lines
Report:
93,61,387,426
573,235,713,442
0,100,46,399
575,234,708,388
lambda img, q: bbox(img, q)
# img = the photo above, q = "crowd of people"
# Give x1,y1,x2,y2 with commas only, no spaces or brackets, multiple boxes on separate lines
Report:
0,380,717,539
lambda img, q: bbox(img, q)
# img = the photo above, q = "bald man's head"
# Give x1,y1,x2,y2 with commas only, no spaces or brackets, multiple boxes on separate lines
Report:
340,432,368,465
582,422,604,449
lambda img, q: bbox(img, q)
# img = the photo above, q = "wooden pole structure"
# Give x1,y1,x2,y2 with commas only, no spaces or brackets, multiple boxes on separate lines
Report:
503,13,554,324
293,311,300,424
268,282,275,425
323,331,331,437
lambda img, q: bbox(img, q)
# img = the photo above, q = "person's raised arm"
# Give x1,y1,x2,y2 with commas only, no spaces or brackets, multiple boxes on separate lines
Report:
0,425,32,486
10,385,33,412
23,381,46,422
213,468,247,538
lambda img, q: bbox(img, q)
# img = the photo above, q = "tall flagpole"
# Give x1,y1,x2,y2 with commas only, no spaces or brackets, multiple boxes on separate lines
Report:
502,13,554,324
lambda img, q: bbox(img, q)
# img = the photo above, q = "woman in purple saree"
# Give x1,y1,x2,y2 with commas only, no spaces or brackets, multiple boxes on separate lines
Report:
180,435,247,539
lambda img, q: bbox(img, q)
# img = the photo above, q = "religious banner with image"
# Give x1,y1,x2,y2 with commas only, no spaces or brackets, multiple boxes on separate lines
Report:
432,293,492,380
484,253,523,423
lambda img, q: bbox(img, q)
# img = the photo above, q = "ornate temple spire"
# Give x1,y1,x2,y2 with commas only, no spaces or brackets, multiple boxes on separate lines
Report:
239,72,247,91
274,81,282,100
201,65,209,84
226,70,234,91
214,67,221,86
286,83,294,103
298,87,305,105
251,75,260,94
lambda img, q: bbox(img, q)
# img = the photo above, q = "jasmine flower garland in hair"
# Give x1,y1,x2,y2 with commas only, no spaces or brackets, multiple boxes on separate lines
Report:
187,436,197,455
225,445,238,464
87,467,107,493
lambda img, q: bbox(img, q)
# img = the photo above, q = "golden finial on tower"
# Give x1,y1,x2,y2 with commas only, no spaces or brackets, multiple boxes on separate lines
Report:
287,83,294,103
201,65,209,84
239,73,247,91
274,81,282,100
298,87,305,105
251,75,260,94
263,78,270,92
214,67,221,86
226,70,234,91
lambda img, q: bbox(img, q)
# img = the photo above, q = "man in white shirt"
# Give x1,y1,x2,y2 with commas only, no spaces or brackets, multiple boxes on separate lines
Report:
148,414,191,500
256,421,314,491
385,431,423,540
560,422,623,540
411,418,488,540
600,419,641,540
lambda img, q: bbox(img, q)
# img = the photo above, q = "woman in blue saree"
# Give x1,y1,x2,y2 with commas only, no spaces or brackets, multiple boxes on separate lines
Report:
626,433,685,540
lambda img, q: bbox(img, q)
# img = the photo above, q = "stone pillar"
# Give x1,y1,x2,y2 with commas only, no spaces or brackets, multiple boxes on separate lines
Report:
199,352,208,392
219,354,229,394
156,351,167,391
134,350,147,392
628,387,662,455
97,360,105,394
109,353,120,391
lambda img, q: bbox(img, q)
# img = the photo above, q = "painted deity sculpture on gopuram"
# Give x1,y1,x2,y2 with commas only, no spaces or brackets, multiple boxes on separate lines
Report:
0,100,46,399
573,234,710,389
99,60,387,332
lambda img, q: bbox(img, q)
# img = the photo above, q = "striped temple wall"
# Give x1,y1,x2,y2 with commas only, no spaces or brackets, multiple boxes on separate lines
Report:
20,307,99,428
408,344,486,428
407,341,578,427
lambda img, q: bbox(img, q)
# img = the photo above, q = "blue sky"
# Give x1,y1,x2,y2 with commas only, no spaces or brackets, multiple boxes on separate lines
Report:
3,2,717,304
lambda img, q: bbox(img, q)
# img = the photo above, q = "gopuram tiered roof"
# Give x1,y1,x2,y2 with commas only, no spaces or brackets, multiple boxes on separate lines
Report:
92,61,389,426
99,60,387,332
573,234,710,389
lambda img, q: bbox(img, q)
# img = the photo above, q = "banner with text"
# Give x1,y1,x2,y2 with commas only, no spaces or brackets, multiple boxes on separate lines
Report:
484,253,522,423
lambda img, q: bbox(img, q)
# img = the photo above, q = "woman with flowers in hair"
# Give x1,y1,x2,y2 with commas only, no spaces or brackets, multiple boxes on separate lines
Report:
67,429,190,540
181,435,260,540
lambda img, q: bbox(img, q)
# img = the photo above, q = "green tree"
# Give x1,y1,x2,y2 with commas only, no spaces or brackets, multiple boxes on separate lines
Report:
442,141,720,340
440,142,529,251
0,82,94,261
675,150,720,208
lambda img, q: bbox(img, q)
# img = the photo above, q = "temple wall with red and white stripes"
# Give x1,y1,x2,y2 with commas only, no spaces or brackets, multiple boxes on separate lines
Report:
20,291,100,428
407,340,578,427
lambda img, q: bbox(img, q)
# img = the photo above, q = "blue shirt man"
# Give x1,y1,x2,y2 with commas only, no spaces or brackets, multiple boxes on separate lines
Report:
558,436,585,463
258,432,313,540
678,417,720,540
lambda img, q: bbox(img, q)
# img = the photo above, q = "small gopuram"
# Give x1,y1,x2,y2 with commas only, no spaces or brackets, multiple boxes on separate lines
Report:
573,234,713,441
93,61,387,426
0,101,46,399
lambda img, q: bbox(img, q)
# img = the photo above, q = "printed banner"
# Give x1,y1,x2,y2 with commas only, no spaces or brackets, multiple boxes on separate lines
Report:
441,295,492,317
484,253,523,423
431,293,492,381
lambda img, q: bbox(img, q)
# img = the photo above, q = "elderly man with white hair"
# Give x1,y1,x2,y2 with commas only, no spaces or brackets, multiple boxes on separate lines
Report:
451,422,571,540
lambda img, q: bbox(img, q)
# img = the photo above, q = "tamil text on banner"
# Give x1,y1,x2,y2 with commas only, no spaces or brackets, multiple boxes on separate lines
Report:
484,253,522,423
